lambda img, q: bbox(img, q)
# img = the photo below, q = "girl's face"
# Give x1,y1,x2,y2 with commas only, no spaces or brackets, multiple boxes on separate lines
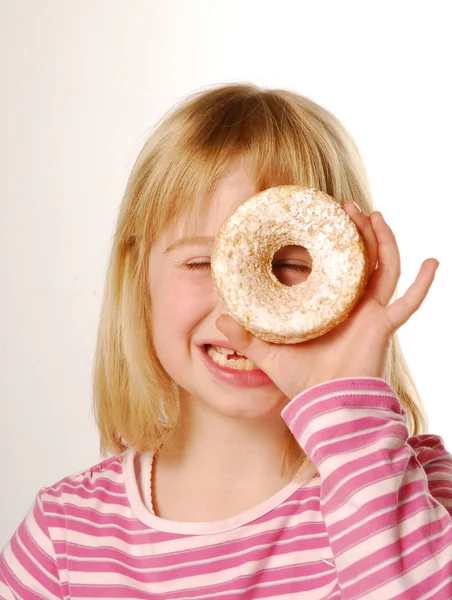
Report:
148,161,311,419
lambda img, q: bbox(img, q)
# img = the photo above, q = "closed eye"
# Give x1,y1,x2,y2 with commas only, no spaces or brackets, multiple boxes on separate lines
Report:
273,264,311,273
185,262,211,270
185,262,311,272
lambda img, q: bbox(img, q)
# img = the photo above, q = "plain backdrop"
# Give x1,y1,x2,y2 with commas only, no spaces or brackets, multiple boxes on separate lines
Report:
1,0,451,547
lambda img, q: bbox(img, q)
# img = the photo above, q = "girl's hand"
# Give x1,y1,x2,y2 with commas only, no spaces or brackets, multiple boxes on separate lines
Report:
216,202,440,399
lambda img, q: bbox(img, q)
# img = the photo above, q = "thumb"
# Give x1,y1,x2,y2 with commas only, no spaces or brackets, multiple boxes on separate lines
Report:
215,315,275,374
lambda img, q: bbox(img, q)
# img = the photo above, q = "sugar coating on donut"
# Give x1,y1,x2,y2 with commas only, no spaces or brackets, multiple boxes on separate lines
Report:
211,186,369,344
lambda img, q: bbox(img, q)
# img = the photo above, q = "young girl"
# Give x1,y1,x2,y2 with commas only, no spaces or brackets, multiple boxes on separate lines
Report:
1,83,451,599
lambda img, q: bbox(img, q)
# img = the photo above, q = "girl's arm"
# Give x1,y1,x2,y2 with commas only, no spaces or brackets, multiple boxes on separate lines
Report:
0,491,63,599
282,376,452,600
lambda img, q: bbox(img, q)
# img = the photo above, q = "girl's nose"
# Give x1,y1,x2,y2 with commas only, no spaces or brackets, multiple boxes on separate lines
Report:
212,293,230,318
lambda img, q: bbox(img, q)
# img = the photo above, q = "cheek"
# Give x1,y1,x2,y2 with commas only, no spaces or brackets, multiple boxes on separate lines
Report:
150,270,213,345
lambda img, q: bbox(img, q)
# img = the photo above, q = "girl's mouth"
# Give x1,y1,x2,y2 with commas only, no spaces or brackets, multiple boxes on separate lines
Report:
198,344,273,388
204,344,258,371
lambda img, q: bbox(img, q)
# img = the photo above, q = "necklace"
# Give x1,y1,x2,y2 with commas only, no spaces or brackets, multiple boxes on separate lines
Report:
149,453,155,515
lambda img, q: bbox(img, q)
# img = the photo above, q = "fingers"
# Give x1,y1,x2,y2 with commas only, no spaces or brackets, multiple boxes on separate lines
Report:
216,315,255,354
216,315,313,398
365,212,401,306
387,259,440,330
215,315,279,377
343,200,378,278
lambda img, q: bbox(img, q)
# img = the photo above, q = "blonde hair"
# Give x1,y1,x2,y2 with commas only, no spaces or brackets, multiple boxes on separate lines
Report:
92,82,428,477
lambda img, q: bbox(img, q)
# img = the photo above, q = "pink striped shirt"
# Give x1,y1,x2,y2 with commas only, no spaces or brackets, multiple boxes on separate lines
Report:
1,377,452,599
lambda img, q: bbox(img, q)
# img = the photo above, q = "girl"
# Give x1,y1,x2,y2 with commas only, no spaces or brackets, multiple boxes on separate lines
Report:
1,83,451,599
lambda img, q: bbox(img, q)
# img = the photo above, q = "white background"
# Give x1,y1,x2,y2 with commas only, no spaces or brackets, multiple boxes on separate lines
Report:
1,0,451,547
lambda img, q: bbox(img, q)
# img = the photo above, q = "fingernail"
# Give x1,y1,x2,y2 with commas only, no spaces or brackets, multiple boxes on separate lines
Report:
353,201,362,212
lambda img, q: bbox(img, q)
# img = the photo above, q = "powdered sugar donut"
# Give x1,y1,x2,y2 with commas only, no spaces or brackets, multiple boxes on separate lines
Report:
211,186,368,344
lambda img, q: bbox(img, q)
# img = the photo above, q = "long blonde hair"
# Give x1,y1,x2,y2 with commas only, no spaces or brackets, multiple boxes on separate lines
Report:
92,82,428,477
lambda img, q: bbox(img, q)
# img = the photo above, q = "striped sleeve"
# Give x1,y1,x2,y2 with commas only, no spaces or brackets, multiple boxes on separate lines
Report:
0,490,63,599
282,377,452,600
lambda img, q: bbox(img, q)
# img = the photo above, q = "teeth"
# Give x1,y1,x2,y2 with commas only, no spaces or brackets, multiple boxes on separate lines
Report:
211,345,246,357
207,346,257,371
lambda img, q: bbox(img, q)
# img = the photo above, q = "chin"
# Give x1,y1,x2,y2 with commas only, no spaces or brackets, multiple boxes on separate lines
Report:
185,384,288,421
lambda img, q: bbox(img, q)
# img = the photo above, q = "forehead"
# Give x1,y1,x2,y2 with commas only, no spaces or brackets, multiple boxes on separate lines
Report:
160,161,258,249
204,162,257,227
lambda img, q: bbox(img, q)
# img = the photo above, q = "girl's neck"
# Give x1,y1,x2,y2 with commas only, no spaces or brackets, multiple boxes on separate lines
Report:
151,394,298,521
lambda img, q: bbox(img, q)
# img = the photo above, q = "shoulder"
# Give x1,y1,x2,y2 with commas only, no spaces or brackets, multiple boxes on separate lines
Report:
408,433,452,515
43,453,125,491
37,451,131,513
0,452,138,596
407,433,452,471
408,432,452,460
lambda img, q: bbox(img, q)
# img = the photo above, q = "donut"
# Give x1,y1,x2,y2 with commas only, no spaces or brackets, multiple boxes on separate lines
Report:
211,186,368,344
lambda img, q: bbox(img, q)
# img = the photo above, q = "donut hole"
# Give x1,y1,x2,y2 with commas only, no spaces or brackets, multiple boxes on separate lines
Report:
271,245,312,287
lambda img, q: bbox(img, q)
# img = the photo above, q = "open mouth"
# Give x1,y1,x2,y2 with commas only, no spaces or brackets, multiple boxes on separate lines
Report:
203,344,258,371
197,342,273,387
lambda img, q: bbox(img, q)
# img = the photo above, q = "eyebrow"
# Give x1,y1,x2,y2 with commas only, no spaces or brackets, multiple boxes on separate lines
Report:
164,235,215,254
